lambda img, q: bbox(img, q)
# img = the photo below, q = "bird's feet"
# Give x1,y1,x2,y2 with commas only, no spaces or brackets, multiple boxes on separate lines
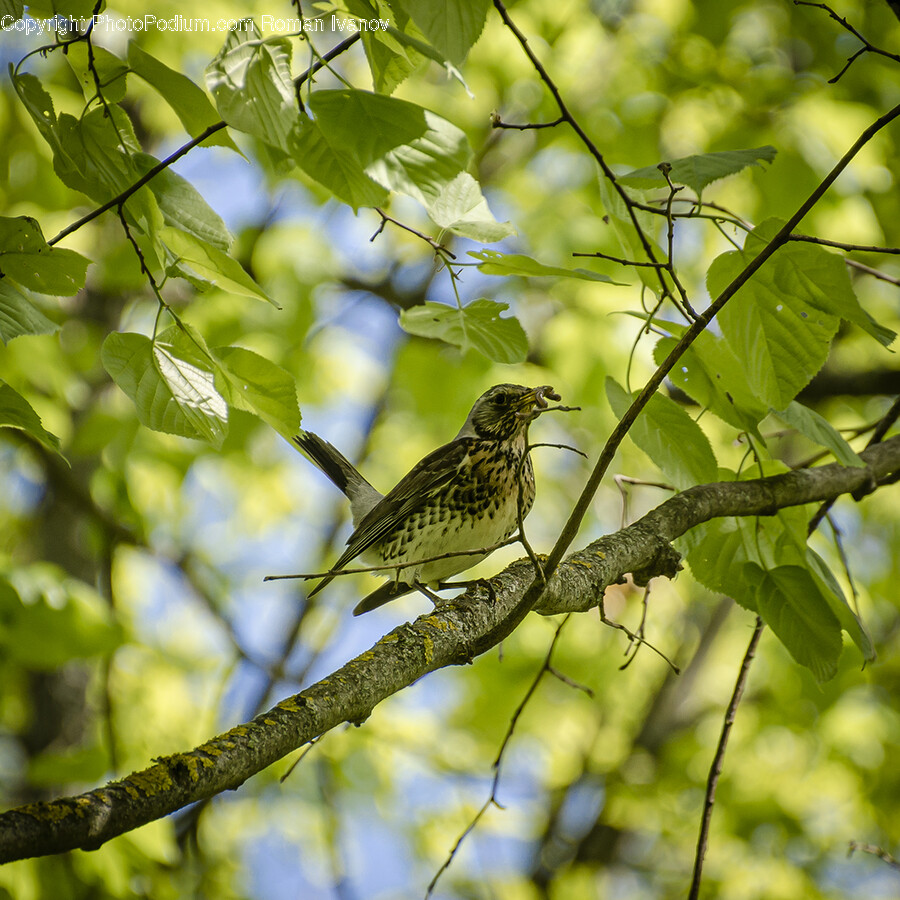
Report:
437,578,497,603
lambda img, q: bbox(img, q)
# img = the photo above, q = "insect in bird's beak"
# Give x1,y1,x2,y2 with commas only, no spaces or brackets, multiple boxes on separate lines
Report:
515,385,562,420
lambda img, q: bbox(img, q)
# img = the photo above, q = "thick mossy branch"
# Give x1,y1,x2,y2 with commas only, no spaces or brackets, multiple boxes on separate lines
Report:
1,435,899,863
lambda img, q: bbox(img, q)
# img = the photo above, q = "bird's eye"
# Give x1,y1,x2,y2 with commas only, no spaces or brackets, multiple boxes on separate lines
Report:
492,392,509,407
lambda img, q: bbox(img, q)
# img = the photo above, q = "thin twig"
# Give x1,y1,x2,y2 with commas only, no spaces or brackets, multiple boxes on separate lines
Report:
572,251,668,268
688,616,764,900
847,842,900,871
264,536,521,582
794,1,900,81
371,208,456,259
491,112,565,130
789,233,900,254
426,615,572,898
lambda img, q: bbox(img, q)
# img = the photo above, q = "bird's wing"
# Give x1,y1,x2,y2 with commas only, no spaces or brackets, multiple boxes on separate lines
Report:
308,438,470,597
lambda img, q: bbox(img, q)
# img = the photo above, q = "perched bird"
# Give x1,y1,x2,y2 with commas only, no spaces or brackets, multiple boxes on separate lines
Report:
295,383,560,615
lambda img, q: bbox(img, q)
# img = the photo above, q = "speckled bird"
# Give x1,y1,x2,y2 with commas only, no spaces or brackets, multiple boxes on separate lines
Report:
295,384,559,615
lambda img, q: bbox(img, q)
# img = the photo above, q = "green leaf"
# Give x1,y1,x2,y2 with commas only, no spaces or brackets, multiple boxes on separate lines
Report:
606,377,717,490
653,333,766,437
206,20,296,154
400,299,528,363
134,155,232,251
64,42,129,104
0,280,59,344
363,100,471,204
0,381,63,456
291,117,390,209
805,549,874,662
362,1,426,94
621,146,777,197
159,227,275,304
212,346,301,440
128,42,238,151
101,329,229,447
0,215,90,296
0,568,123,670
710,226,841,409
747,563,843,682
746,219,895,347
393,0,490,65
775,401,865,468
469,249,626,284
307,89,432,165
425,172,514,242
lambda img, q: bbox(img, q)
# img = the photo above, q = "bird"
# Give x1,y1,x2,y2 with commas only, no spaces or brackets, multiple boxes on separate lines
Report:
294,383,561,616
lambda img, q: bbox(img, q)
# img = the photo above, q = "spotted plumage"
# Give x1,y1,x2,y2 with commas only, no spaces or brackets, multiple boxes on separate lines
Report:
295,384,556,615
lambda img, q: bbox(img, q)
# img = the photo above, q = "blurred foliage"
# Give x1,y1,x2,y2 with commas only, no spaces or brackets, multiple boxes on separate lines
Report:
1,0,900,898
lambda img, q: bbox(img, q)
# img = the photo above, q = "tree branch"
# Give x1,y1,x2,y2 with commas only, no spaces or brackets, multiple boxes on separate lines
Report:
2,436,899,863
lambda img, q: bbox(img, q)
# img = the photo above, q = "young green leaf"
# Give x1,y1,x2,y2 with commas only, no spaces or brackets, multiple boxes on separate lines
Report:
400,299,528,363
470,249,626,284
393,0,489,65
606,377,717,490
426,172,514,242
291,117,390,209
620,146,776,197
212,346,301,440
0,381,63,456
775,401,865,468
159,227,276,305
206,20,296,155
134,155,232,251
653,333,766,437
746,562,843,682
128,42,239,151
747,219,895,347
0,216,90,296
0,280,58,344
710,231,840,409
101,329,229,447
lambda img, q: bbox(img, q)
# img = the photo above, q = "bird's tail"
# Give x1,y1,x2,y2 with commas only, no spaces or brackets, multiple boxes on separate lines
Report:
353,581,412,616
294,430,381,524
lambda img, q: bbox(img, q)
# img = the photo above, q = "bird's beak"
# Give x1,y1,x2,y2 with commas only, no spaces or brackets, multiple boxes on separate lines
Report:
516,385,560,420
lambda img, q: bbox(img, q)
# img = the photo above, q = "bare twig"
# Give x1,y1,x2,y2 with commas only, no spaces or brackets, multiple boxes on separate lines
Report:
789,233,900,254
263,536,521,582
371,208,456,259
688,616,764,900
847,841,900,871
491,112,565,130
794,1,900,81
426,615,572,898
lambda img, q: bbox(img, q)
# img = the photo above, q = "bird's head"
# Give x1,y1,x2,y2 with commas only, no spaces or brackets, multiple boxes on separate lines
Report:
457,384,560,441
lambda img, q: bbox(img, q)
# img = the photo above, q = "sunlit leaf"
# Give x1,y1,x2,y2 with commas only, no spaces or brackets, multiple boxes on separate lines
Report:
621,146,777,196
470,249,626,283
213,346,301,440
102,329,229,447
128,42,239,151
159,227,275,304
606,377,717,490
393,0,490,65
400,299,528,363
